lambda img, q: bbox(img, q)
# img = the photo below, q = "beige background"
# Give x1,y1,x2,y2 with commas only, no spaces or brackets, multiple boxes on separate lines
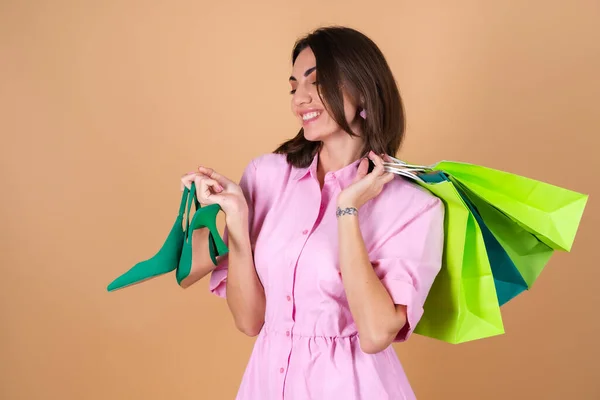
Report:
1,0,599,399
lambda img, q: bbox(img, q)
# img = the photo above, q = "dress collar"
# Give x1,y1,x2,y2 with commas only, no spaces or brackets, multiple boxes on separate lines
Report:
292,152,363,187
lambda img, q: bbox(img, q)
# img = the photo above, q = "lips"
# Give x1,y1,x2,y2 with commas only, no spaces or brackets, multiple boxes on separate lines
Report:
300,110,322,125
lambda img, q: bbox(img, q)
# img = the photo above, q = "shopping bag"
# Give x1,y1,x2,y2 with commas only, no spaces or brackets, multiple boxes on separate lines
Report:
384,157,586,309
408,171,505,344
433,161,588,252
452,179,529,306
455,180,554,291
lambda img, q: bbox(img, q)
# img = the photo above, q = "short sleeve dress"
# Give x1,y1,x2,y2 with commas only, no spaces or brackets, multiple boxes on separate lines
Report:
209,153,445,400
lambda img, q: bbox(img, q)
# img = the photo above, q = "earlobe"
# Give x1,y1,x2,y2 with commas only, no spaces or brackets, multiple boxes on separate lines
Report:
357,96,367,119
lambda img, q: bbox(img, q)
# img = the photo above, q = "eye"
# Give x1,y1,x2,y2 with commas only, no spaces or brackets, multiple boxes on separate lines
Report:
289,89,296,95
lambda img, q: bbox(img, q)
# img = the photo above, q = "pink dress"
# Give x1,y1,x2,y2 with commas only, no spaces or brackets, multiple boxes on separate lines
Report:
209,153,445,400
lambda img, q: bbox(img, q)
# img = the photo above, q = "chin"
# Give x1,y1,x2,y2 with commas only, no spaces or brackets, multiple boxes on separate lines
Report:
302,125,334,142
303,130,324,142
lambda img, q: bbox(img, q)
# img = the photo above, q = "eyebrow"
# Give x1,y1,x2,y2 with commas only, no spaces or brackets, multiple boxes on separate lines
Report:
289,66,317,82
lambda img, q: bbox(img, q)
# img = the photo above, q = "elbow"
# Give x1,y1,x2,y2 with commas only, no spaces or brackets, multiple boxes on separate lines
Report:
239,325,262,337
359,332,395,354
359,316,408,354
235,318,264,337
227,298,266,337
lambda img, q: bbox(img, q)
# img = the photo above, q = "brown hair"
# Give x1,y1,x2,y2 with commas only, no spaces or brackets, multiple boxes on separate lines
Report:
274,26,406,168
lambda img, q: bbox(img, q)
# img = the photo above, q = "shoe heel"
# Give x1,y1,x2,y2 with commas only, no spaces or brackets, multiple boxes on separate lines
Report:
203,209,229,258
190,204,228,258
176,203,228,286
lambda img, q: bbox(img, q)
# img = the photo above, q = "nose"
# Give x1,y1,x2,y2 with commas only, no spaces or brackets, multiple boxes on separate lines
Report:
292,83,312,107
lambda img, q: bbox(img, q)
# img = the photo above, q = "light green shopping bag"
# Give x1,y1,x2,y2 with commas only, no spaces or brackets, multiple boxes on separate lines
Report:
457,181,554,290
411,172,505,344
434,161,588,252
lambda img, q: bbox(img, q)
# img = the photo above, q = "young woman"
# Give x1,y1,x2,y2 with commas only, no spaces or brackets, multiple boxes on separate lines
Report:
181,26,445,400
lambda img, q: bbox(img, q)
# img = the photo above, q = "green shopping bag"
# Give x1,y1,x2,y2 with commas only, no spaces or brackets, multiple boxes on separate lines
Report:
453,180,529,306
434,161,588,252
411,172,505,344
384,157,587,342
455,180,555,291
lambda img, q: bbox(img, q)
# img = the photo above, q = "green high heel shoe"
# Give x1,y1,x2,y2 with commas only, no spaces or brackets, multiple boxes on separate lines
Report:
176,198,229,286
106,185,198,292
190,204,229,262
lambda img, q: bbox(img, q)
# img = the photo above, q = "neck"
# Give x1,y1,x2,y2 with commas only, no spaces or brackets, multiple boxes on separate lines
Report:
317,131,365,180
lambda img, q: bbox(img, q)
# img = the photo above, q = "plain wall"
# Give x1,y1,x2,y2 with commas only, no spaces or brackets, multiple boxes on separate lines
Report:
1,0,599,399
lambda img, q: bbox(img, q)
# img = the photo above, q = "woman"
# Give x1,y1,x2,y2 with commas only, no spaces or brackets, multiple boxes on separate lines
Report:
182,26,445,400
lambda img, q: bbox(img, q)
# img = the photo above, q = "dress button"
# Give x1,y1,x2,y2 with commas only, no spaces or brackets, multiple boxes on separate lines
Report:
286,295,291,301
280,367,285,373
302,229,309,235
286,331,290,337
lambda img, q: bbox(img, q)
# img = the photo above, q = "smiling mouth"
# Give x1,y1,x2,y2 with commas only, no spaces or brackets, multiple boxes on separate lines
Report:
301,111,321,124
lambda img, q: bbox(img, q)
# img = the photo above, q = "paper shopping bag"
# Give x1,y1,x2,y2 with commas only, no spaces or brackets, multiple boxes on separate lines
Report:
433,161,588,252
409,171,505,344
454,179,555,291
452,179,529,306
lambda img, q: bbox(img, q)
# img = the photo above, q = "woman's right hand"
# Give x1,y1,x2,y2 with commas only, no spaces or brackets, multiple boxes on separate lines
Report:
181,166,248,220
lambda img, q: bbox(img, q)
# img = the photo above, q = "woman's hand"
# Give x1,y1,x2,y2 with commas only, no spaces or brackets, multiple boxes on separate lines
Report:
181,167,264,336
337,151,395,210
181,166,248,220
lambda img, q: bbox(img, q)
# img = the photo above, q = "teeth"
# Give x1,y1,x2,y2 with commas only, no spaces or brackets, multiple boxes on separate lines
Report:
302,112,320,121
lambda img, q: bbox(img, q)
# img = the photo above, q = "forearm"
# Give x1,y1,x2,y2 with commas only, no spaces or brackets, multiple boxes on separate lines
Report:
337,209,406,353
224,214,266,336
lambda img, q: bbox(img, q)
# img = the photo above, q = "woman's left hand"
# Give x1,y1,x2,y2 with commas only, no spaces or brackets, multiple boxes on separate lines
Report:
337,151,395,210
